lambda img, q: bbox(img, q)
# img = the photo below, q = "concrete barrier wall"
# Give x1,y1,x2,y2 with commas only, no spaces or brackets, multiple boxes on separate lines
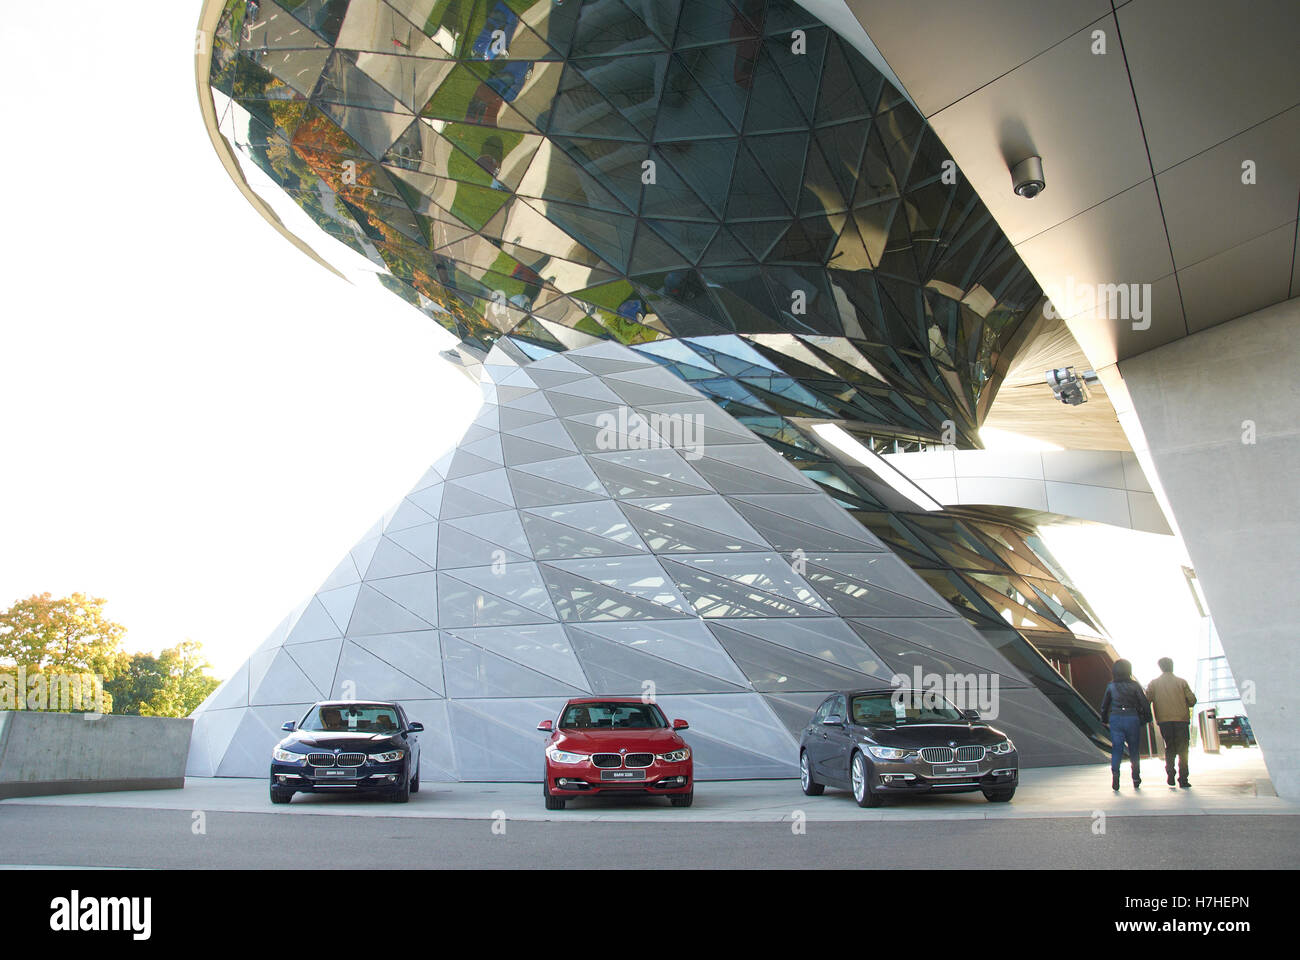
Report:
0,712,193,799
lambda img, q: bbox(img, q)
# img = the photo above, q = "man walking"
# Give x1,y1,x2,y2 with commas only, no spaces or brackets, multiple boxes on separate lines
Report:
1146,657,1197,788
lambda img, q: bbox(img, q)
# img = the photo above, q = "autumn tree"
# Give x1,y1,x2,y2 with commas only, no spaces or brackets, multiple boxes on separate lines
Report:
0,592,128,673
0,592,128,712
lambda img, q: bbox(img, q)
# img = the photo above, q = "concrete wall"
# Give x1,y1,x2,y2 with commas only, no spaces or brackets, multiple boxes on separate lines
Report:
0,712,193,799
1119,296,1300,799
884,448,1171,534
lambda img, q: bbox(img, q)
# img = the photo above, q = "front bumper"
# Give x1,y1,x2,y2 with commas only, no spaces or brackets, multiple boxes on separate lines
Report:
867,754,1019,794
546,760,693,796
270,760,406,793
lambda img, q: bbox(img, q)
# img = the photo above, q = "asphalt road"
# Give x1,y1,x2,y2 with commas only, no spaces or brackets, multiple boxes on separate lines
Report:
2,803,1296,869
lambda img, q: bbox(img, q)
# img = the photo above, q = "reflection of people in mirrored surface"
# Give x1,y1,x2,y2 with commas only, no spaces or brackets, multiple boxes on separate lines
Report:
476,135,504,182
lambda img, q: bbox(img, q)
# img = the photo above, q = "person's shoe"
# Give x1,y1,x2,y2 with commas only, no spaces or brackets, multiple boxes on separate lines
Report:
1179,781,1191,789
1167,773,1176,786
1112,772,1120,791
1133,779,1141,789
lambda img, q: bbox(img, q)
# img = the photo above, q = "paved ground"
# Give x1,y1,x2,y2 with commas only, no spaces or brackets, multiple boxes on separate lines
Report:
1,749,1293,868
2,805,1296,869
7,746,1289,822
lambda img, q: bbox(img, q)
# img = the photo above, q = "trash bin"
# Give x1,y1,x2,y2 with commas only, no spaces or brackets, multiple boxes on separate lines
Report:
1198,707,1220,753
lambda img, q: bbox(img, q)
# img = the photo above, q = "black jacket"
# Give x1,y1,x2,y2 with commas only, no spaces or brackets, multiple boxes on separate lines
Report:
1101,679,1152,724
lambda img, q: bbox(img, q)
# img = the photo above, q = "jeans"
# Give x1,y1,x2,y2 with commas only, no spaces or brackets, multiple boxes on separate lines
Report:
1109,714,1142,780
1159,720,1191,783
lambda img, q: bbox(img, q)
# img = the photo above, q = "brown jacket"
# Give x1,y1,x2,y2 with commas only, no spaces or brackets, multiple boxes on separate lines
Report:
1146,672,1197,723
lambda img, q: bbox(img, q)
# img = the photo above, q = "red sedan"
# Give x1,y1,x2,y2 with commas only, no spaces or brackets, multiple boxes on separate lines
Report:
538,698,694,809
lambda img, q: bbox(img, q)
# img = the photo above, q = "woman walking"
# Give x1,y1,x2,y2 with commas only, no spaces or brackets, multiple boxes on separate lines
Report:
1100,659,1152,791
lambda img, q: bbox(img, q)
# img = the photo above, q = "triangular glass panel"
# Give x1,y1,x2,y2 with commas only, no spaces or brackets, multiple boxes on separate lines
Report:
540,564,691,621
546,62,648,141
570,0,674,56
570,53,666,138
565,625,748,694
655,58,739,138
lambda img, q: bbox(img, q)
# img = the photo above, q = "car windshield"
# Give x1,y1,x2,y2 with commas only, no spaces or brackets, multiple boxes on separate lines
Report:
560,702,666,729
850,691,965,726
299,704,400,733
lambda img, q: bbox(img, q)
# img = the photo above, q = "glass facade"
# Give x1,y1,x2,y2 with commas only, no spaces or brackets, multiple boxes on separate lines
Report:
197,0,1114,771
189,343,1109,779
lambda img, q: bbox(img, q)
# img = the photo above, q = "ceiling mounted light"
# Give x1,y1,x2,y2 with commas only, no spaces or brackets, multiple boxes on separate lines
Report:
1045,367,1099,405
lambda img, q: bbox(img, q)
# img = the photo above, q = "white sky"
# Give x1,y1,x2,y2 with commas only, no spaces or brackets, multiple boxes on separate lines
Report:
0,3,479,678
0,3,1204,687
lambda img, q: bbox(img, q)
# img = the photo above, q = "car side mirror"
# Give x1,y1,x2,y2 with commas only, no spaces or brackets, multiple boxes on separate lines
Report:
281,721,296,732
672,718,689,730
823,715,844,726
406,722,424,733
537,719,554,733
962,709,981,721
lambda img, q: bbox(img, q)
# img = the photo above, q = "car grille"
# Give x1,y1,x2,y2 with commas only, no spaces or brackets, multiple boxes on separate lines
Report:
591,753,655,768
307,753,336,767
336,753,366,767
920,746,986,764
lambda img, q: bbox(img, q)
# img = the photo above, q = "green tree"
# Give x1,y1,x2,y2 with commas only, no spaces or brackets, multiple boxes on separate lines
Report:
103,652,169,716
138,640,221,718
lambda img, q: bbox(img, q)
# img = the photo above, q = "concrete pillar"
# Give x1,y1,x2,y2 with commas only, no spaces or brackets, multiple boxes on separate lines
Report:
1118,296,1300,799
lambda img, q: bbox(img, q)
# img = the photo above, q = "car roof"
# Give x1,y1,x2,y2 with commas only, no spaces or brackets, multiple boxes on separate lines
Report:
829,688,918,698
561,697,653,705
311,700,400,707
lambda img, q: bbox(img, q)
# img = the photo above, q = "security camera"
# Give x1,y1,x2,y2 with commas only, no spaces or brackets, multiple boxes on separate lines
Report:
1011,156,1045,198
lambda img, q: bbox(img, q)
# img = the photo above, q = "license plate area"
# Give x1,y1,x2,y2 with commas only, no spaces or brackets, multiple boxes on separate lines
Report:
317,768,351,777
600,769,646,781
932,763,976,777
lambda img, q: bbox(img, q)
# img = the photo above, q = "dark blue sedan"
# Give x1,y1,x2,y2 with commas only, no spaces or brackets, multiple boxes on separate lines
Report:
270,701,423,804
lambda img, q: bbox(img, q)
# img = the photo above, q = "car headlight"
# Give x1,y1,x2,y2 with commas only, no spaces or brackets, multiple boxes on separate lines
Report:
546,747,588,764
866,745,916,761
656,747,691,763
272,748,307,763
369,750,406,764
988,739,1015,755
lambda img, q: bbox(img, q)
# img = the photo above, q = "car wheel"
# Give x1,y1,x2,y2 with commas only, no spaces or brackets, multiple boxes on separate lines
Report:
983,787,1015,803
390,774,411,803
543,779,566,810
410,765,420,794
269,784,293,805
800,751,824,796
850,751,882,808
670,790,694,808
